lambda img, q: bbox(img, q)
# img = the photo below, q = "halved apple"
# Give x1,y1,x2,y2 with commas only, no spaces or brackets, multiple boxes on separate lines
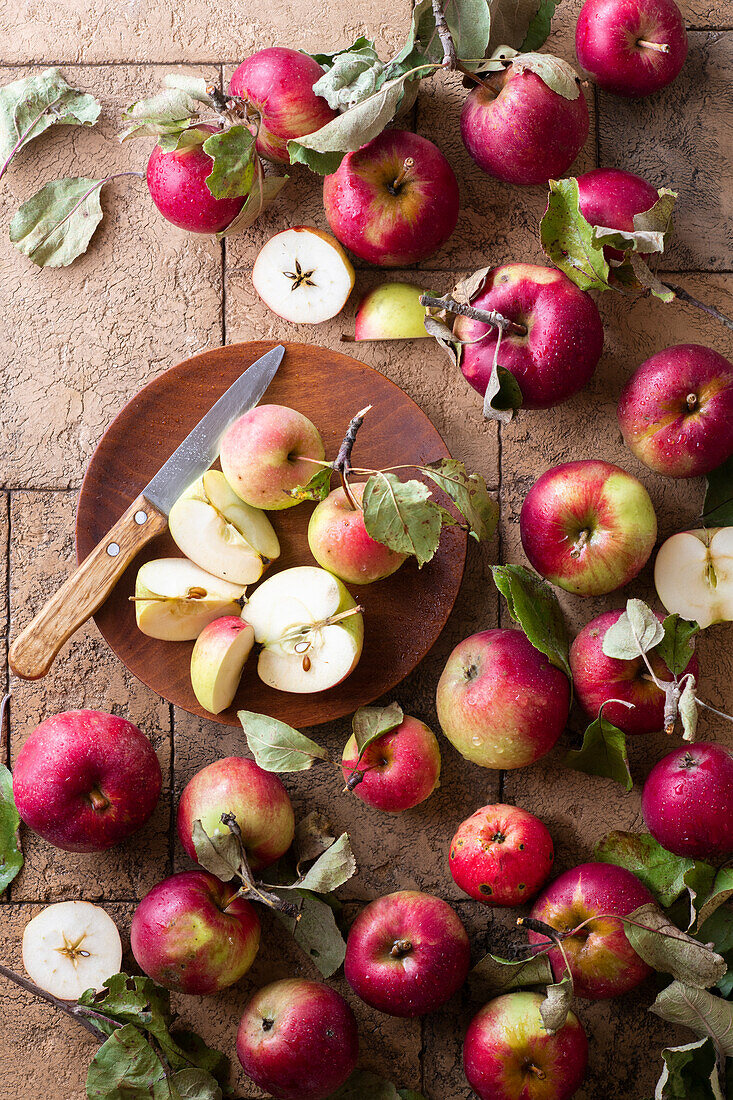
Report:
134,558,246,641
242,566,364,693
168,470,280,586
190,615,255,714
252,227,355,324
655,527,733,628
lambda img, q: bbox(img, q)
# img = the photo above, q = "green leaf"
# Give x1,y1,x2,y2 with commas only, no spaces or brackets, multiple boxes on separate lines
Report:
293,810,337,869
595,831,703,910
238,710,328,772
519,0,558,50
10,177,106,268
628,251,676,302
163,1070,222,1100
163,74,216,105
471,950,554,996
488,0,549,51
423,459,499,542
703,455,733,526
202,126,256,199
352,702,404,758
0,763,23,894
86,1023,166,1098
313,44,386,110
157,128,208,154
216,169,288,238
331,1072,401,1100
398,1092,428,1100
273,889,347,977
511,53,581,99
565,705,633,791
309,36,378,67
119,87,207,141
625,903,727,988
491,563,572,680
540,974,573,1034
285,833,356,893
654,1039,724,1100
190,819,241,881
362,472,443,568
483,362,524,423
602,598,665,660
0,68,100,175
540,177,612,292
656,615,700,677
650,980,733,1057
391,0,490,74
695,869,733,931
288,465,333,503
696,902,733,998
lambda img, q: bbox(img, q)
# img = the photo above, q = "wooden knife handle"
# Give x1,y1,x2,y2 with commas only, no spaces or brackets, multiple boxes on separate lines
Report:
8,494,168,681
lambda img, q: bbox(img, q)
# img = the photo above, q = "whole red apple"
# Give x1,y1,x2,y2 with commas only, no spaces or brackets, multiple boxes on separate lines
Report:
576,0,688,97
177,756,294,872
529,862,654,999
323,129,459,266
436,629,570,769
344,890,470,1017
308,482,407,585
229,47,338,163
464,991,589,1100
236,978,359,1100
460,61,589,186
130,870,260,995
570,607,699,733
146,126,244,233
13,710,161,853
576,166,659,261
642,742,733,859
618,344,733,478
341,714,441,812
449,804,554,906
520,460,657,596
455,265,604,409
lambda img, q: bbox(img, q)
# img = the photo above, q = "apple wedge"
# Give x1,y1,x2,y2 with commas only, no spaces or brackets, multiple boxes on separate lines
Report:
168,470,280,586
655,527,733,628
243,566,364,693
191,616,255,714
134,558,246,641
23,901,122,1000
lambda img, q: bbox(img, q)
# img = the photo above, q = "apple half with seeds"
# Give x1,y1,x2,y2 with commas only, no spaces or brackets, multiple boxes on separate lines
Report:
134,557,246,641
252,226,355,324
655,527,733,628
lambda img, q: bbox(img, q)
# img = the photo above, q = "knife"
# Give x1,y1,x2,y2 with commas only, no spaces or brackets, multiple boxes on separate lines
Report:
9,344,286,681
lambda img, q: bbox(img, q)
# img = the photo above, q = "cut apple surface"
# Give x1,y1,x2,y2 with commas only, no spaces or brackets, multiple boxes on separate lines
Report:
251,227,355,324
22,901,122,1000
134,558,246,641
243,565,364,693
655,527,733,628
191,616,255,714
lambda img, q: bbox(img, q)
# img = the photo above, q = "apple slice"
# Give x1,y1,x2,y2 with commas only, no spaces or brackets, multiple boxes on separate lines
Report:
134,558,246,641
191,616,255,714
243,566,364,693
252,227,355,323
655,527,733,628
23,901,122,1000
353,282,431,341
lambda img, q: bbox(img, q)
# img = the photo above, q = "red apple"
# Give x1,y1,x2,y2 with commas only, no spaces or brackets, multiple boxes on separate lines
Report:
460,62,589,186
570,608,699,734
229,48,338,164
236,978,359,1100
455,265,604,409
177,756,294,872
146,126,244,233
464,991,589,1100
576,166,659,261
308,482,407,585
436,629,571,770
642,743,733,859
618,344,733,478
344,890,470,1017
449,804,554,906
130,870,260,995
323,129,460,267
341,714,441,812
13,710,161,853
576,0,688,97
529,862,654,999
520,460,657,597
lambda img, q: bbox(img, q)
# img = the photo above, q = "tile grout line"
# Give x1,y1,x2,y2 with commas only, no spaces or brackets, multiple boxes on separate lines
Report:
219,62,227,351
168,702,176,876
497,404,505,808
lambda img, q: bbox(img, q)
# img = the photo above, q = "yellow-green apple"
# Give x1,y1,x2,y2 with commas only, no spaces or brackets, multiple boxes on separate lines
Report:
520,460,657,596
576,166,659,261
146,125,244,233
642,743,733,859
308,482,407,585
229,48,338,164
243,565,364,693
618,345,733,478
463,991,589,1100
13,710,161,853
655,528,733,627
169,470,280,586
251,227,355,323
570,608,698,733
449,804,554,907
353,281,431,340
190,616,255,714
22,901,122,1000
134,557,246,640
576,0,688,97
455,265,604,409
130,870,260,995
177,755,294,873
344,890,470,1017
436,629,571,769
323,129,459,267
236,979,359,1100
220,404,325,510
460,62,588,186
341,714,441,812
528,862,654,999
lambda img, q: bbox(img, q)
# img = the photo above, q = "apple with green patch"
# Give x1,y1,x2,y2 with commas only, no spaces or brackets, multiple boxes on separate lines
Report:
353,281,431,341
308,481,407,585
449,804,554,906
220,404,325,510
341,714,441,812
133,557,246,640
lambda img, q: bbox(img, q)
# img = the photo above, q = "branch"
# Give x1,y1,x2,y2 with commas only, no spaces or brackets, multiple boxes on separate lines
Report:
420,294,528,337
431,0,458,69
0,962,108,1040
664,282,733,333
334,406,372,511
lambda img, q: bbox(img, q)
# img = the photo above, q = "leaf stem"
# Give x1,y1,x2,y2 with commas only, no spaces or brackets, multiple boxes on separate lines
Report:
0,962,108,1040
420,294,527,337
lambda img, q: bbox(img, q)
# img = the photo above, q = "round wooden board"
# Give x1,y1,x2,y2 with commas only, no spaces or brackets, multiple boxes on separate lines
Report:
76,342,467,727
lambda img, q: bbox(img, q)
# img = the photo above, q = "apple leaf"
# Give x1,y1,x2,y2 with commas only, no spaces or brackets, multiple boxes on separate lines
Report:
593,190,677,256
519,0,558,51
10,177,106,268
288,465,333,503
541,177,612,292
0,763,23,895
703,455,733,526
202,126,256,199
119,86,212,142
390,0,490,74
86,1022,165,1097
423,459,499,543
273,889,347,978
163,73,216,105
471,950,554,996
238,710,329,772
540,974,573,1034
294,810,337,870
695,869,733,932
190,819,241,881
679,675,699,742
653,1039,724,1100
696,902,733,999
274,833,356,895
0,68,100,179
332,1071,424,1100
565,704,633,791
625,903,727,988
352,702,404,758
157,127,209,154
491,563,572,681
312,41,386,110
650,980,733,1059
483,359,524,423
511,53,581,99
656,615,699,677
602,598,665,661
626,251,676,303
362,472,443,567
216,168,289,238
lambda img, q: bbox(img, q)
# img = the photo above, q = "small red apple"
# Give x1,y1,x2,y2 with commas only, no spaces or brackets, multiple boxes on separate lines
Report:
642,743,733,859
576,0,688,97
308,482,407,585
341,714,441,812
576,166,660,261
146,126,244,233
449,804,554,906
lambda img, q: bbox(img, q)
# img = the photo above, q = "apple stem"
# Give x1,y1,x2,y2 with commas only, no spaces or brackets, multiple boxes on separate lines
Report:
87,787,110,812
686,393,698,410
335,406,372,511
637,38,670,53
420,294,527,338
390,157,415,192
527,1065,547,1080
390,939,413,958
0,962,109,1040
663,282,733,333
569,528,591,558
695,697,733,724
